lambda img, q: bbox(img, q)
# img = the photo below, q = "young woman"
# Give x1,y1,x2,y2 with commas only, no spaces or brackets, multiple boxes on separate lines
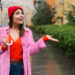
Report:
0,6,59,75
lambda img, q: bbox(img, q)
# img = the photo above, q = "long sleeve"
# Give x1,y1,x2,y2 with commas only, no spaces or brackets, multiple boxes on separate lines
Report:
0,29,7,54
42,35,49,42
0,30,4,54
0,43,6,54
27,29,47,55
0,44,4,54
1,44,7,51
0,46,4,54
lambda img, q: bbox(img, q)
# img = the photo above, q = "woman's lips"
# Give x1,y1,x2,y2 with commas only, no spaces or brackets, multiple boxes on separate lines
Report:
18,19,23,21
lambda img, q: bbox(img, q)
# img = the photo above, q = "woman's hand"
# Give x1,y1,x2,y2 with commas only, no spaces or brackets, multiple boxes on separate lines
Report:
46,35,59,42
2,36,9,48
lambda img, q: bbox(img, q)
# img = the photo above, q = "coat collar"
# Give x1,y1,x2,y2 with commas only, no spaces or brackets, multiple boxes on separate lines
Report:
4,25,29,34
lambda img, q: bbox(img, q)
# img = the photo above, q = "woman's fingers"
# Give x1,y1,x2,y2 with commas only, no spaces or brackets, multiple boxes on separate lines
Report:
49,38,59,42
2,36,9,43
46,35,59,42
46,35,52,38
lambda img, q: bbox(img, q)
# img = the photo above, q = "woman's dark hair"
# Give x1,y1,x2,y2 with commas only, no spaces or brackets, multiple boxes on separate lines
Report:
8,9,25,37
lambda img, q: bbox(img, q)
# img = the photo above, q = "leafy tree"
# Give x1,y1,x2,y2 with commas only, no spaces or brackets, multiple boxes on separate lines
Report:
32,2,56,25
66,3,75,24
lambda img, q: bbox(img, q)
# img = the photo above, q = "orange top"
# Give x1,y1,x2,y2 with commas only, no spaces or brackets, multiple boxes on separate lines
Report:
42,35,49,42
1,35,48,51
9,33,23,60
1,44,7,51
1,34,48,60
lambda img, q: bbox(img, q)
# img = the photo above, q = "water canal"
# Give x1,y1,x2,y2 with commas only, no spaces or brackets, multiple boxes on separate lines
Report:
31,31,75,75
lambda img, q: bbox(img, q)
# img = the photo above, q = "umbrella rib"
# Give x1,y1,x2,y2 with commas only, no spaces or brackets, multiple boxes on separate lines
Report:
2,5,8,8
1,0,7,4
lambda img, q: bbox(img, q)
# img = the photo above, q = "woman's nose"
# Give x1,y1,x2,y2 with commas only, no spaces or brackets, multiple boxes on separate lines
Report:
20,14,24,18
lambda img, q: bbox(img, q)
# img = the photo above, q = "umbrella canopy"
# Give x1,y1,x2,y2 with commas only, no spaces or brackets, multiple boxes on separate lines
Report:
0,0,36,27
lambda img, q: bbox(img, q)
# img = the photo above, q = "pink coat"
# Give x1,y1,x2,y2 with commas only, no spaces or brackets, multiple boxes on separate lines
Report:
0,25,47,75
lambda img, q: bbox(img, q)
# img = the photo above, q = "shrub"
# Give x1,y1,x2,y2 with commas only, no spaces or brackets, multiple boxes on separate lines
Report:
30,25,75,55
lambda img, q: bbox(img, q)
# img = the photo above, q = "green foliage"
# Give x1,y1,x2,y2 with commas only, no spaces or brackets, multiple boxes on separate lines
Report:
30,25,75,55
32,2,56,25
66,3,75,24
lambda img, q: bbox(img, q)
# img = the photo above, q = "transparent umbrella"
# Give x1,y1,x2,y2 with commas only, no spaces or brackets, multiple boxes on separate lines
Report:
0,0,36,27
0,0,36,45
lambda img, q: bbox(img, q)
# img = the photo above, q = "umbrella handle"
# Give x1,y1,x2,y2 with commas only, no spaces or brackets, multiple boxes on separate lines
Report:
6,40,13,46
4,32,13,46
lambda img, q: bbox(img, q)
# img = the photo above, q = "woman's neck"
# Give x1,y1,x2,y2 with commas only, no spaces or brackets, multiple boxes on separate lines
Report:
11,23,19,30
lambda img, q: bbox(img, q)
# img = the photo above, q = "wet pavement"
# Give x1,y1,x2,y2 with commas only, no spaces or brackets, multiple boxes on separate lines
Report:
31,31,75,75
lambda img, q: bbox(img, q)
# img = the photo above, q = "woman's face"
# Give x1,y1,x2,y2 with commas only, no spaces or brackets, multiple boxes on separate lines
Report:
13,9,24,25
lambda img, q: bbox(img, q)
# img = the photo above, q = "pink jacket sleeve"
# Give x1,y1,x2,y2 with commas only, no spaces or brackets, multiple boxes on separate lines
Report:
0,46,4,54
0,28,4,54
28,29,47,55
